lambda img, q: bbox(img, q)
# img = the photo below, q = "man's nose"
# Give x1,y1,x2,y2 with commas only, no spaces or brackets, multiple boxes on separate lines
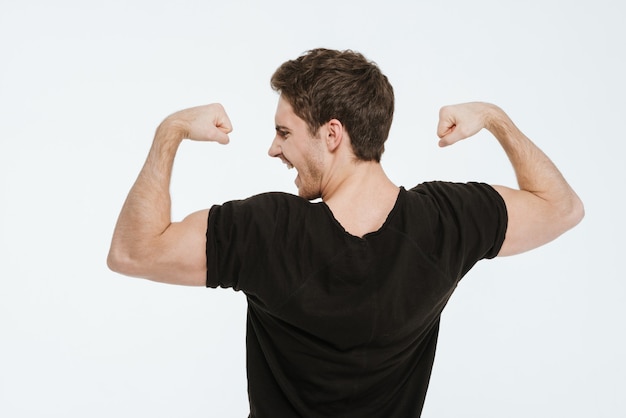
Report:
268,137,280,157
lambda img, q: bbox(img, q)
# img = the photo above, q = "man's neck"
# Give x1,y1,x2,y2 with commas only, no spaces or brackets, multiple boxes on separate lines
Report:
321,160,400,237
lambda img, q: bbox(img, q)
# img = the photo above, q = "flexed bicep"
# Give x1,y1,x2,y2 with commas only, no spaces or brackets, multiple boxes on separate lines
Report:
110,209,210,286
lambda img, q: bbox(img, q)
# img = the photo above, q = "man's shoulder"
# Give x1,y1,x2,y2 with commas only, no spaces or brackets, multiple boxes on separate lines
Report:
404,181,505,221
407,181,500,198
212,191,320,220
234,191,313,208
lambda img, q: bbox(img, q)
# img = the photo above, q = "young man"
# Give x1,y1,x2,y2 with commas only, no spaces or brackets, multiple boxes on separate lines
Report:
108,49,584,417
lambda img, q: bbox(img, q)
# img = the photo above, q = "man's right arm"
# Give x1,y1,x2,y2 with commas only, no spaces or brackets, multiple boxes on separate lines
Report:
437,102,584,256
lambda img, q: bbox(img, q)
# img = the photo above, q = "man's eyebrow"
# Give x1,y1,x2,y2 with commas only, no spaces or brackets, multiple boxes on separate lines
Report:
275,125,289,131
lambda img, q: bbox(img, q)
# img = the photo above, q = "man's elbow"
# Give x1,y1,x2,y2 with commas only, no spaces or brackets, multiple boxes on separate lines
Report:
540,193,585,252
565,192,585,229
107,246,129,276
107,245,145,278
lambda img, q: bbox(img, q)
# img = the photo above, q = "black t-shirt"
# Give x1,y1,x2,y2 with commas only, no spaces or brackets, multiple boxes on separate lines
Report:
206,182,507,417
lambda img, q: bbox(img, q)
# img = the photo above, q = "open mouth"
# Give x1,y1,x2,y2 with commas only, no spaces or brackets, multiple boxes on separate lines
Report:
281,156,294,169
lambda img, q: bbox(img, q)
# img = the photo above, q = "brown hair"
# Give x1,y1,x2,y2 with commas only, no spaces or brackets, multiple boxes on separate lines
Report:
270,48,394,162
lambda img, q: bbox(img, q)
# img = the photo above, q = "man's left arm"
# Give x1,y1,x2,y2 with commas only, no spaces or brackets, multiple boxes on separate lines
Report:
107,104,232,285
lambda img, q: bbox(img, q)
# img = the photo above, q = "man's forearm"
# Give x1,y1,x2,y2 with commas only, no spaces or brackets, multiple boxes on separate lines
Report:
481,104,584,255
485,105,582,216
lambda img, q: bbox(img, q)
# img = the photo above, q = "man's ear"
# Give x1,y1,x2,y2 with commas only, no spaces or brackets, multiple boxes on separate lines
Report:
325,119,344,152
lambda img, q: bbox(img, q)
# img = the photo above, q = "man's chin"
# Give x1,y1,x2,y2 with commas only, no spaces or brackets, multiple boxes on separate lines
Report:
297,187,321,201
295,174,322,200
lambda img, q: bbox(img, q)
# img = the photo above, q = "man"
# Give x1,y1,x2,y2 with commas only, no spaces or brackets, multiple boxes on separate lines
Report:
108,49,584,417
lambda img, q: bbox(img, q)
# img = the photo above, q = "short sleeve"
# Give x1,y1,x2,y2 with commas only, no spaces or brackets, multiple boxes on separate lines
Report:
205,194,277,291
409,181,508,280
205,201,239,290
205,192,315,301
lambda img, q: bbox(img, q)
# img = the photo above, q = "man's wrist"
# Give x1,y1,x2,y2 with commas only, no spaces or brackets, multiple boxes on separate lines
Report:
155,117,187,145
484,104,515,138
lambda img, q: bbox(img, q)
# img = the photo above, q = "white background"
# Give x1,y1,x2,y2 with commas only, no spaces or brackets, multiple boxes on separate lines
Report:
1,0,624,417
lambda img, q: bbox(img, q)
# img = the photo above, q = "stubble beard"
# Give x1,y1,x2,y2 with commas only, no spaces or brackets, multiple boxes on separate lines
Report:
296,134,325,201
296,160,324,201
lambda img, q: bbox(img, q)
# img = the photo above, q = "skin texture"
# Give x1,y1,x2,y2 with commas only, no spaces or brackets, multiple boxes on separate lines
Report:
107,100,584,285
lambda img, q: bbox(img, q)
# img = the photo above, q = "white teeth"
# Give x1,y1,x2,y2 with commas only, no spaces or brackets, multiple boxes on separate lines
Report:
280,156,294,169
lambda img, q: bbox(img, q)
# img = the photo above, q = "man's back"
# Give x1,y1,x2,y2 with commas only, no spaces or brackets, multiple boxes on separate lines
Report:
206,182,507,417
